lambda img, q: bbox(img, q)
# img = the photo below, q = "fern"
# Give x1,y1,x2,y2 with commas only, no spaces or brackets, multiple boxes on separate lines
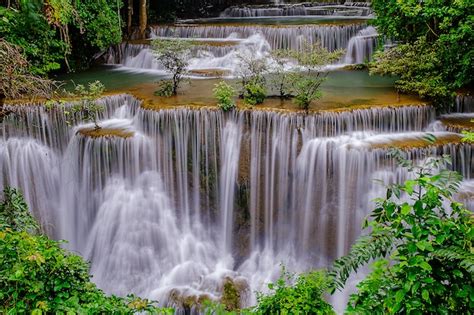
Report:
434,246,474,274
329,231,394,291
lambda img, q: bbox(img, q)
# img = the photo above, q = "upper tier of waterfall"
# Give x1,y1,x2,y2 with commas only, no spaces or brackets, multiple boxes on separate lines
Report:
105,22,379,75
1,94,472,311
221,2,373,18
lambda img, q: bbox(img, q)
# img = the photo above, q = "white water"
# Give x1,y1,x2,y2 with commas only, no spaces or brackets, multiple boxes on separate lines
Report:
106,22,378,76
2,94,473,312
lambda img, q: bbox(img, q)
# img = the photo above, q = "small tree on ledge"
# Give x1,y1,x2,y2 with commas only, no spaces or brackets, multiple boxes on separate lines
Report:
289,42,344,112
152,39,193,96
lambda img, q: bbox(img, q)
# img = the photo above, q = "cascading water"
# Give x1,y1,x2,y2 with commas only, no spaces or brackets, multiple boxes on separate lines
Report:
344,26,377,64
220,3,373,18
2,94,473,312
106,22,377,75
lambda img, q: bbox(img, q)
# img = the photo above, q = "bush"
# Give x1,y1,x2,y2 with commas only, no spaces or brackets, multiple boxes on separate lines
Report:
214,81,236,112
243,80,266,106
0,188,172,314
292,74,324,112
330,152,474,313
155,80,175,97
152,39,193,96
253,267,335,314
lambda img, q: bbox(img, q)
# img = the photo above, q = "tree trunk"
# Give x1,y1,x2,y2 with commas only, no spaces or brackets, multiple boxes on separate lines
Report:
127,0,134,37
138,0,147,39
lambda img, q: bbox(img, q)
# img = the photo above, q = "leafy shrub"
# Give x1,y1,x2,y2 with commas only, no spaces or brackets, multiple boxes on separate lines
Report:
330,152,474,313
0,188,172,314
152,39,193,96
253,267,334,314
213,81,236,112
370,0,472,108
292,75,324,112
155,80,175,97
288,41,344,111
243,80,266,106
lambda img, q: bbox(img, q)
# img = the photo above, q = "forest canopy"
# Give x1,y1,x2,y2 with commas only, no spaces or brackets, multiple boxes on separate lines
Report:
0,0,122,74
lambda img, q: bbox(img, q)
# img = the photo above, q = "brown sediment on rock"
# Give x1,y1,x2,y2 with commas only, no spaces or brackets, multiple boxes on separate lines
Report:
370,134,464,150
188,69,232,77
168,289,212,311
440,117,474,131
78,128,134,139
128,38,241,47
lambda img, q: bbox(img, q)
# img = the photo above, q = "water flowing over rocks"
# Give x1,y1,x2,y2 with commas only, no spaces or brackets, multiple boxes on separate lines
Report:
1,94,472,311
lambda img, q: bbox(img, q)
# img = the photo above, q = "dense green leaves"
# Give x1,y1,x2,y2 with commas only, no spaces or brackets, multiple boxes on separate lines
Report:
0,0,123,74
370,0,473,107
0,188,172,314
253,268,335,314
331,154,474,313
152,39,193,96
214,81,236,111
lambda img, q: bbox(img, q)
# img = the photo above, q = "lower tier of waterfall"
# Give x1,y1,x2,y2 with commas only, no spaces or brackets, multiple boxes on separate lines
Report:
1,94,473,312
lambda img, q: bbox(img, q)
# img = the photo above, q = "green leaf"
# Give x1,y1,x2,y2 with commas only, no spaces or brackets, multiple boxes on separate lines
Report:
422,289,429,301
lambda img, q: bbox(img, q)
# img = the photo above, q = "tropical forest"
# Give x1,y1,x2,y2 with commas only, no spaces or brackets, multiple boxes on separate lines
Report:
0,0,473,313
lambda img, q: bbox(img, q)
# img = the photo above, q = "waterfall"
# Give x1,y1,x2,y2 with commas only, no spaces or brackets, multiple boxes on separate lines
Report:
220,3,373,18
220,121,243,254
344,26,378,64
149,24,366,52
2,94,472,311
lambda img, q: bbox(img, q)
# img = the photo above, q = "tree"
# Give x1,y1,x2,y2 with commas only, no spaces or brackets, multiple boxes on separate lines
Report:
127,0,134,36
330,152,474,313
152,39,193,96
139,0,147,39
369,39,451,102
0,188,173,314
270,49,293,99
237,54,268,105
288,42,344,111
0,0,123,74
370,0,473,107
0,40,55,116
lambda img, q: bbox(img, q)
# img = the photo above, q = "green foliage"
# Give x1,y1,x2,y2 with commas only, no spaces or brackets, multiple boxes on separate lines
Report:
243,79,266,106
288,42,344,111
253,267,335,314
46,81,105,128
461,125,474,143
74,0,122,52
370,0,473,106
0,2,67,75
152,39,193,96
369,39,452,103
0,188,173,314
221,278,241,311
291,75,324,111
0,0,123,74
237,54,268,102
154,80,175,97
70,81,105,129
0,188,39,234
214,81,236,112
331,152,474,313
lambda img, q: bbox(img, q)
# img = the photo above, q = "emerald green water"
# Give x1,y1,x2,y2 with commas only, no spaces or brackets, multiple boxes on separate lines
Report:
57,66,414,109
